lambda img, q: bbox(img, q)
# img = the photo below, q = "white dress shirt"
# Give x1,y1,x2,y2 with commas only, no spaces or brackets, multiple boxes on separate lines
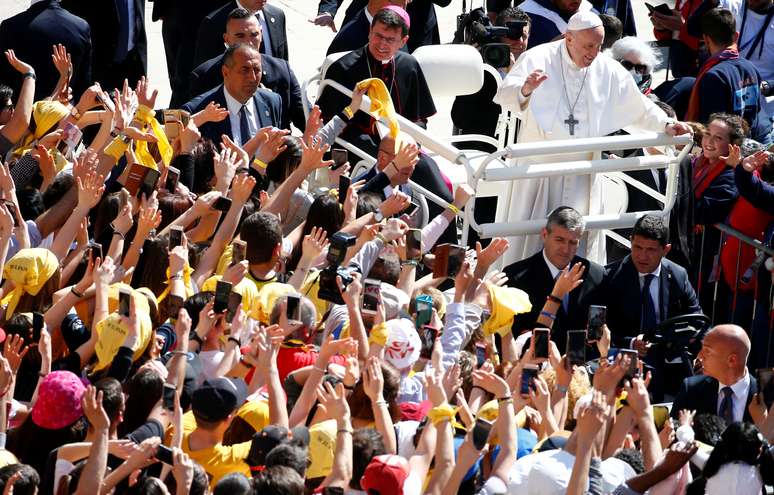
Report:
223,86,257,146
638,263,661,322
716,372,751,423
542,249,565,279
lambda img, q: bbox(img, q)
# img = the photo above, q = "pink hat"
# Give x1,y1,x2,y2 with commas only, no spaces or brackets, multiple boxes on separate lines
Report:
31,371,87,429
383,5,410,29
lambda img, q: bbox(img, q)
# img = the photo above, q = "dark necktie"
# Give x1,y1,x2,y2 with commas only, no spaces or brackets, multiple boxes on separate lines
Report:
239,105,251,146
718,386,734,423
641,273,657,332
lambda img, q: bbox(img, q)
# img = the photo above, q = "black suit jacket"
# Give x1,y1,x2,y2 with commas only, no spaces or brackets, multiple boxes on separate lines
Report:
0,0,92,99
193,1,287,68
318,0,451,52
61,0,147,87
671,374,758,422
355,166,412,199
503,251,605,352
190,53,304,130
327,9,410,56
602,255,702,348
182,85,283,144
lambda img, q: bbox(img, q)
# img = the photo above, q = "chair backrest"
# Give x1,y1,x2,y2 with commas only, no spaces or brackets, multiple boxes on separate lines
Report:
411,44,484,98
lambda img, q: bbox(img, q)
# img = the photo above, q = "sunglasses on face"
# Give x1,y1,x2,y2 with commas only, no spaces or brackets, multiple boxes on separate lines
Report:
620,60,648,73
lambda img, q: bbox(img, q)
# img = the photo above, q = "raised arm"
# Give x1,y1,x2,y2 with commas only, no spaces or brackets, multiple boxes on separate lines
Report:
317,382,353,489
74,387,110,495
0,50,35,145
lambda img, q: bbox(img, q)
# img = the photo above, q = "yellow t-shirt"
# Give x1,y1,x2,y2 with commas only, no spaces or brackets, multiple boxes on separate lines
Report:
181,432,252,487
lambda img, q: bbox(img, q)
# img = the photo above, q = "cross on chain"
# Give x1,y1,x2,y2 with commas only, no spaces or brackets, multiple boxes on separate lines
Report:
564,113,579,136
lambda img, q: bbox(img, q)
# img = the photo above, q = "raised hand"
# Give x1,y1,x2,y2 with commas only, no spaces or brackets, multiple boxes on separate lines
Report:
301,226,329,264
362,356,385,402
254,127,290,165
3,334,28,376
317,382,351,423
172,448,195,493
76,166,106,211
393,141,419,171
82,386,110,430
454,260,475,300
51,44,72,81
299,135,332,171
94,256,116,288
475,238,509,272
0,204,13,238
4,50,33,74
230,173,256,205
221,135,249,169
135,76,158,109
136,204,162,235
575,389,611,443
552,262,585,298
302,105,323,146
379,190,411,218
199,101,228,124
522,69,547,97
741,150,770,173
720,144,742,167
308,12,337,32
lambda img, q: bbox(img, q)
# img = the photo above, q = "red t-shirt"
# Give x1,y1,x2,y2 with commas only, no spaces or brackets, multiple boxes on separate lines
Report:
277,344,347,385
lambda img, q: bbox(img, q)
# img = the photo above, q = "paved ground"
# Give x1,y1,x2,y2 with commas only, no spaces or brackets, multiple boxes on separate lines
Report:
1,0,663,136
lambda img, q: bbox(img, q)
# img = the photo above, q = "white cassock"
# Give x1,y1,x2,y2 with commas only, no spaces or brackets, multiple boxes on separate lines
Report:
493,39,672,266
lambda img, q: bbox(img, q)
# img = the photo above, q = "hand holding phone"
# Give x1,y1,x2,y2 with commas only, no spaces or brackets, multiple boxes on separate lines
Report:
331,149,348,170
214,280,233,314
338,175,351,205
419,325,438,359
520,364,538,397
472,418,493,450
362,279,381,316
286,294,301,322
118,289,132,317
533,328,550,360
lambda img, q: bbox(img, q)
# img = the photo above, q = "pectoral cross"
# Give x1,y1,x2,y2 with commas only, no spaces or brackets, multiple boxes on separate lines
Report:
564,114,579,136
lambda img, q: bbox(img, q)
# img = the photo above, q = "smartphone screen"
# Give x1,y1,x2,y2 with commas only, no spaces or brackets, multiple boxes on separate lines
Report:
406,229,421,262
338,175,350,205
619,349,639,380
472,418,493,450
88,242,102,264
139,168,161,198
162,383,176,411
286,294,301,322
169,227,183,250
118,289,131,317
475,344,487,367
404,201,419,217
3,202,18,227
225,291,243,323
566,330,587,367
415,295,433,328
214,280,233,314
521,365,538,396
167,295,184,320
32,312,44,333
212,196,232,212
446,244,466,278
331,149,348,170
533,328,549,359
757,368,774,408
156,445,174,465
165,166,180,192
587,305,607,342
419,325,438,359
231,240,246,265
362,278,381,315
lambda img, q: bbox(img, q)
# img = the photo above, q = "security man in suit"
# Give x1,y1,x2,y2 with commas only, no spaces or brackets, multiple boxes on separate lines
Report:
503,206,605,353
0,0,92,100
601,214,702,400
189,8,304,131
671,324,758,423
182,44,282,146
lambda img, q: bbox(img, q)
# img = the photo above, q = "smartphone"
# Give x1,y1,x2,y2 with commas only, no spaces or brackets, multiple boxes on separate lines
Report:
214,280,232,314
212,196,232,212
286,294,301,322
419,325,438,359
431,243,466,279
231,240,246,265
533,328,550,359
139,168,161,198
225,291,243,324
566,330,587,367
32,311,44,333
757,368,774,408
475,344,487,367
167,294,184,320
165,166,180,192
2,201,18,227
404,201,419,218
520,364,539,396
331,148,348,170
118,288,131,317
406,229,422,262
338,175,350,205
472,417,493,450
415,294,433,329
156,444,174,465
619,349,639,380
162,383,176,411
587,305,607,342
362,278,381,316
169,226,184,250
88,241,102,264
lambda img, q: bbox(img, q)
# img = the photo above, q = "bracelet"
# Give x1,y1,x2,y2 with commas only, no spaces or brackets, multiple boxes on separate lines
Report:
170,274,183,281
427,403,458,426
471,385,487,393
337,428,354,435
388,161,399,174
401,260,418,267
556,384,569,394
547,294,562,304
70,286,84,298
38,371,48,378
447,203,461,215
343,383,355,391
112,230,125,239
227,336,240,346
170,350,188,356
240,356,255,368
252,157,268,169
374,399,388,408
313,364,327,374
539,310,556,321
70,106,82,120
497,396,513,404
23,71,36,80
342,106,354,119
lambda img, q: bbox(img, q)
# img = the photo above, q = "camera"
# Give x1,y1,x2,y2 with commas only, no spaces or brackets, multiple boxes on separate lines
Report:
453,7,526,68
318,231,360,305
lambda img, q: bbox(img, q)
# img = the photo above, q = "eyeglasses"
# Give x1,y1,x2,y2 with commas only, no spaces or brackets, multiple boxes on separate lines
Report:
371,31,401,45
620,60,648,73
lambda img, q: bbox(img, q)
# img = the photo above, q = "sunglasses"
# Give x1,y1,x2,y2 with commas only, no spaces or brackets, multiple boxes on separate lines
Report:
620,60,649,73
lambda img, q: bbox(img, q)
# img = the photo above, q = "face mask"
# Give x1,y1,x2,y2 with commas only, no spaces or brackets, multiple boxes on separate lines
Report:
629,68,643,85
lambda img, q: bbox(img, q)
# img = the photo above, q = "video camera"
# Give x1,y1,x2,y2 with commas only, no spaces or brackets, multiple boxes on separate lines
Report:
317,231,359,305
453,7,526,68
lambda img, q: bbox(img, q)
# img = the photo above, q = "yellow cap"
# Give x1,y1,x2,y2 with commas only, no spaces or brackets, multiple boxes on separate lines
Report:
235,399,270,433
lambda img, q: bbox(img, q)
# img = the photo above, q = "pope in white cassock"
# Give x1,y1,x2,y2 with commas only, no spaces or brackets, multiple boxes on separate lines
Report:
493,10,691,265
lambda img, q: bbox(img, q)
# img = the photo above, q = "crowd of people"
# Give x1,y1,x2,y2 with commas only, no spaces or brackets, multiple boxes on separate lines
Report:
0,0,770,494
